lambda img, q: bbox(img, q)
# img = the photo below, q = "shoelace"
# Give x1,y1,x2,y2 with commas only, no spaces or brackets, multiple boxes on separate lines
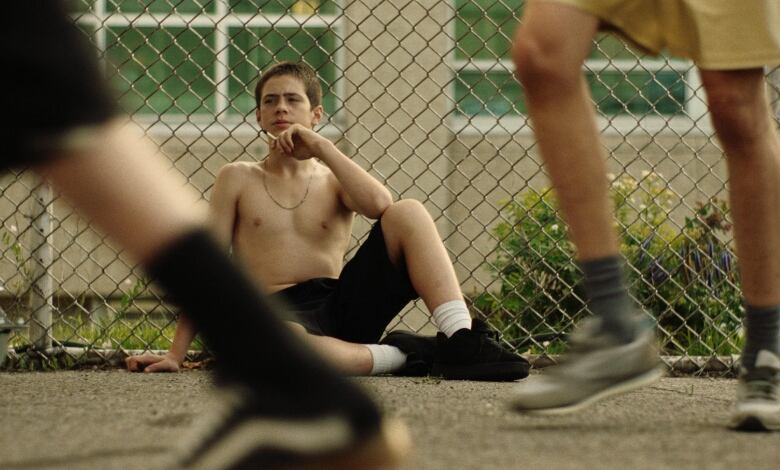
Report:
472,326,501,347
470,320,500,340
481,329,501,342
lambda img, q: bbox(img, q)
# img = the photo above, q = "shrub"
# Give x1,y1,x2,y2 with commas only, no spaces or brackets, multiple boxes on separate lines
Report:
474,173,742,355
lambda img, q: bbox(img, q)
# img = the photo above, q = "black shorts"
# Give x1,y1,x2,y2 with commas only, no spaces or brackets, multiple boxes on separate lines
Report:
272,220,418,344
2,2,117,170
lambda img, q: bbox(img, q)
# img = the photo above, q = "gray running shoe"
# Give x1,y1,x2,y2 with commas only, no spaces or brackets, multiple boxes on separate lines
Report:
731,350,780,432
511,317,663,415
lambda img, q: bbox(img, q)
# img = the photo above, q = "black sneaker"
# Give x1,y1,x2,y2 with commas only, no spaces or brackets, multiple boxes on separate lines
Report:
176,384,411,470
380,330,437,377
432,319,530,381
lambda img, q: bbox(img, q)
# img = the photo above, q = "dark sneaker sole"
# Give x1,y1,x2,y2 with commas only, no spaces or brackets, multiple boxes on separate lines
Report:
731,415,780,432
431,361,530,382
512,366,665,415
186,418,411,470
393,358,432,377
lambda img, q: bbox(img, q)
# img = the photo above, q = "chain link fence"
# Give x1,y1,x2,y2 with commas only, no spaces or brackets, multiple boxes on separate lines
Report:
1,0,778,373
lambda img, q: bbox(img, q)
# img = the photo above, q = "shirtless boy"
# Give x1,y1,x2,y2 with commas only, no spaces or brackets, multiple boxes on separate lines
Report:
127,61,528,381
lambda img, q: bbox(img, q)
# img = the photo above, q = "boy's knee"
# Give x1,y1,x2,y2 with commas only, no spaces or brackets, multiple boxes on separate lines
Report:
381,199,428,227
510,31,539,81
704,73,772,146
511,28,579,89
285,321,307,337
709,98,767,146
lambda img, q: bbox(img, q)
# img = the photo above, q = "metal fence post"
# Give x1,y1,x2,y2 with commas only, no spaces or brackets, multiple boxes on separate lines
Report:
28,182,54,350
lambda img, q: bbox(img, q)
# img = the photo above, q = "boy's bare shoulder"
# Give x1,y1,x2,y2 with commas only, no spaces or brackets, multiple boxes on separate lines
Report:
215,161,261,184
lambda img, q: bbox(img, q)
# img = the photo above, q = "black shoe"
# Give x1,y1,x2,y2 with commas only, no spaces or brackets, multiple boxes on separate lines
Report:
176,384,411,470
380,330,437,377
431,319,530,381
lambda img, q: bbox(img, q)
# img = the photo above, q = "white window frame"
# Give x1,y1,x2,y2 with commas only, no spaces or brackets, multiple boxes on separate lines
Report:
75,0,346,138
445,3,712,137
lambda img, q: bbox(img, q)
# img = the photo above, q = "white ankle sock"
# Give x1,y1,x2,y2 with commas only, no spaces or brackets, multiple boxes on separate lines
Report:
365,344,407,375
432,299,472,337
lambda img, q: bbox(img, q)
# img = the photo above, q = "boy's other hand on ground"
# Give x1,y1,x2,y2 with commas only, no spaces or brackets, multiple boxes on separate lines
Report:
125,352,180,373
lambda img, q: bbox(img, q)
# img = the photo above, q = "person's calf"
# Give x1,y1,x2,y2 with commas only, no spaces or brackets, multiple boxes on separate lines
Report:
380,201,465,309
287,324,376,376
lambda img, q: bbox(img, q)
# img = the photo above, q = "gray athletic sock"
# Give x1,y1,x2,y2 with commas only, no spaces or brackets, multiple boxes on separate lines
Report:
579,256,637,343
742,304,780,369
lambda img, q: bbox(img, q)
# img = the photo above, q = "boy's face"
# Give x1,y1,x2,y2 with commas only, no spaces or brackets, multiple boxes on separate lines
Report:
256,75,322,136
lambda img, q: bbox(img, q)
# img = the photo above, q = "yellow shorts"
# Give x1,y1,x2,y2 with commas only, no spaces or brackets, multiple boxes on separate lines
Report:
537,0,780,69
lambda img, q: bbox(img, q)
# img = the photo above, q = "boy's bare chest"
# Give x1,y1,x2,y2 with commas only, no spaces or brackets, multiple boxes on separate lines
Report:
235,177,350,242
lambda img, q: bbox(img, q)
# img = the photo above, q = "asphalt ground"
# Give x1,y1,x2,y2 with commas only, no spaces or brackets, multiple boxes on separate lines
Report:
1,371,778,470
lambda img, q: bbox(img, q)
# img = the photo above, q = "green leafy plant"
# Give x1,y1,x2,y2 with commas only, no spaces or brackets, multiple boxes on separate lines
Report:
116,278,147,316
52,318,184,351
473,187,583,352
634,199,742,355
52,277,202,351
1,224,33,317
1,224,34,348
474,173,743,355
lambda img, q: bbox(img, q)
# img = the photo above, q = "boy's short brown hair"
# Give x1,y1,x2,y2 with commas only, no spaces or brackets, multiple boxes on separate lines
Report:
254,61,323,110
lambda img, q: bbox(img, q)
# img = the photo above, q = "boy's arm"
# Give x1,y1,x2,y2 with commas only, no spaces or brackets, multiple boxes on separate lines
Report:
127,164,243,373
125,314,197,372
274,124,393,219
317,140,393,219
172,164,242,354
166,314,198,364
208,163,244,249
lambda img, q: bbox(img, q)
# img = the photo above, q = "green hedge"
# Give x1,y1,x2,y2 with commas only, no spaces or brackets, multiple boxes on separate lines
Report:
474,173,743,355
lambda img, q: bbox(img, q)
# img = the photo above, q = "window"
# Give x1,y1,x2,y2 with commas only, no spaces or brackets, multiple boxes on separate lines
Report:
453,0,691,119
74,0,342,121
228,25,337,116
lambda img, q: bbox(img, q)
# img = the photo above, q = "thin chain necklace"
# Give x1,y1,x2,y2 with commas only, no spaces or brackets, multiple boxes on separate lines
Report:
261,160,313,210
